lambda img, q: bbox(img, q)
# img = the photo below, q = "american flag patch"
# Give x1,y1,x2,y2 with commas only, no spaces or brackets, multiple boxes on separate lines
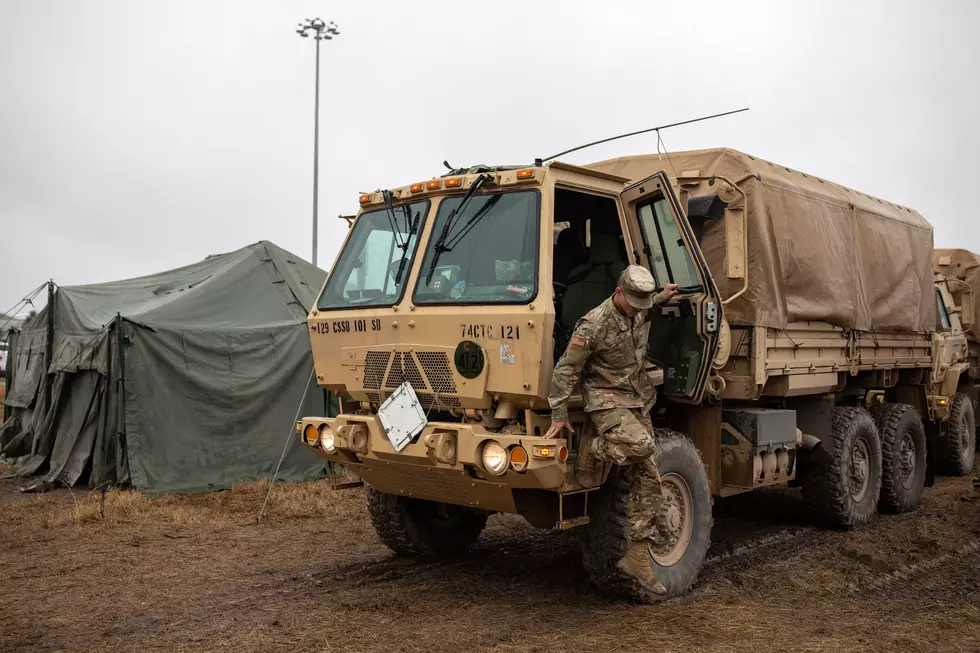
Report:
570,335,586,347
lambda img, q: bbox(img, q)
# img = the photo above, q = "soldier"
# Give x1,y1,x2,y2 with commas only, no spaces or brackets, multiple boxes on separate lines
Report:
545,265,677,596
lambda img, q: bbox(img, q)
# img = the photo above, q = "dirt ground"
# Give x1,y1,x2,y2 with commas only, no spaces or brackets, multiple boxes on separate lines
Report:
1,459,978,653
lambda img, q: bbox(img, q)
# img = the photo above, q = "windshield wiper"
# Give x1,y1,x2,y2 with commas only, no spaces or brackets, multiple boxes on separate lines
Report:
392,204,421,286
381,190,406,249
424,173,493,286
380,190,419,286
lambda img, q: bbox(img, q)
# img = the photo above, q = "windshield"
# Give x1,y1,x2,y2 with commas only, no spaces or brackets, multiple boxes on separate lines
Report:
317,200,429,310
414,190,539,304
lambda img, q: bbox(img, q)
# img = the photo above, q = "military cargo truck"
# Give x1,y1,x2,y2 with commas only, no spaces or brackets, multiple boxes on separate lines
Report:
298,148,965,600
933,249,980,473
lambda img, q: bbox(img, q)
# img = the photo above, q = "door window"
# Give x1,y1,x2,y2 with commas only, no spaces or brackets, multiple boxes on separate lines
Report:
636,198,700,289
937,289,952,331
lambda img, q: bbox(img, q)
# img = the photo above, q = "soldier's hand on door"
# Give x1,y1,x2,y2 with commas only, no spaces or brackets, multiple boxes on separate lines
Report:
655,283,680,304
544,421,573,439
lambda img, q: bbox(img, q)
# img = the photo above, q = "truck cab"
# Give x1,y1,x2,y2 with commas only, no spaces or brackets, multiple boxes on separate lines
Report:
299,161,723,597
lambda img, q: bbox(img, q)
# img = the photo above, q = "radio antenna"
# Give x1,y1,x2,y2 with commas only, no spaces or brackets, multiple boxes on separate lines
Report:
537,107,749,164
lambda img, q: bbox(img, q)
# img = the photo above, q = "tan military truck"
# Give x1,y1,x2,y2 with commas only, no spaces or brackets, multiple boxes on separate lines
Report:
934,249,980,474
298,148,963,600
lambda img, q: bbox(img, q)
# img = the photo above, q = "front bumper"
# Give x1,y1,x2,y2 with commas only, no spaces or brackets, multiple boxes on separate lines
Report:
298,414,569,513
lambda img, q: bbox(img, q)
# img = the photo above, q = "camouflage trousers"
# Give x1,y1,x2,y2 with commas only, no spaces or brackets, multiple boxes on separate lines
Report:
589,407,664,542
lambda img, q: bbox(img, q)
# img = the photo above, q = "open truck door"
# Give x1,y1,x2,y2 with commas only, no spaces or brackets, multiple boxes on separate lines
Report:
620,171,722,404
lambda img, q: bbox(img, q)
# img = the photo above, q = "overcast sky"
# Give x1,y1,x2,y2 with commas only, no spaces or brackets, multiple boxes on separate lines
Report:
2,0,979,313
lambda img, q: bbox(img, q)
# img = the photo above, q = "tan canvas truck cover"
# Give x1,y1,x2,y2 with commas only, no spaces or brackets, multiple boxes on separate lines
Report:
586,148,935,333
935,248,980,341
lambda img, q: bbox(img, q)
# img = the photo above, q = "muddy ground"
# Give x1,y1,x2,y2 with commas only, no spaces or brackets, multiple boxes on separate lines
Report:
1,458,978,653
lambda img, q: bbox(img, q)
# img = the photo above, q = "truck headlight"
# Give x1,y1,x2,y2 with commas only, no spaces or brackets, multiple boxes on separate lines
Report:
319,424,336,452
481,441,508,476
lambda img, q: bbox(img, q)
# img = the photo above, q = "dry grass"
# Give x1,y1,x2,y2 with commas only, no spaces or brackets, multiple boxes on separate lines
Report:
0,477,364,529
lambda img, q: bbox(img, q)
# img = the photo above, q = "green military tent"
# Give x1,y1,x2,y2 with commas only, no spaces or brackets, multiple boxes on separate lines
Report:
1,241,335,493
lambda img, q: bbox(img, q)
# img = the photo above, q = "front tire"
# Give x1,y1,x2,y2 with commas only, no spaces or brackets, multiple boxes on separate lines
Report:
874,403,926,514
941,393,976,476
801,407,882,529
367,487,488,557
579,430,712,601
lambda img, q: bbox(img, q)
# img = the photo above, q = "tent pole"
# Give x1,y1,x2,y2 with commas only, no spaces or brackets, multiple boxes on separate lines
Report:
40,280,55,417
116,314,126,482
2,327,11,423
257,364,316,523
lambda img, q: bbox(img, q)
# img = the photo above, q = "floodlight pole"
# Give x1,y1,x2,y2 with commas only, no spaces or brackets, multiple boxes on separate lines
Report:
296,18,340,268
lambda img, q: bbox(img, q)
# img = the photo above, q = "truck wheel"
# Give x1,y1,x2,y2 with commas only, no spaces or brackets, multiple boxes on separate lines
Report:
942,393,976,476
874,403,926,513
802,407,882,529
367,487,488,557
579,430,712,601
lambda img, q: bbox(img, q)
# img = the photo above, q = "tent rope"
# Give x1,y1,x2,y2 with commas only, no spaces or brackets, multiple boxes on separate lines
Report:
257,364,316,523
0,281,49,333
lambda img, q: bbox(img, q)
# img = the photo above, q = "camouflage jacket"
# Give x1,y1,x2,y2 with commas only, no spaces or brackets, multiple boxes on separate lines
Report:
549,296,661,423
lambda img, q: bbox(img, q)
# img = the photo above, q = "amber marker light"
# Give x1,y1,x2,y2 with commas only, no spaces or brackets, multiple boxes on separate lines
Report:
533,445,555,459
426,179,441,190
410,182,424,193
516,169,534,180
509,446,529,472
303,424,319,446
359,194,371,204
558,446,569,462
444,177,462,188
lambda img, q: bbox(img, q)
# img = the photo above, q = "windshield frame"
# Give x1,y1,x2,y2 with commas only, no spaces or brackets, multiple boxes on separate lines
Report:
316,199,431,311
412,188,541,307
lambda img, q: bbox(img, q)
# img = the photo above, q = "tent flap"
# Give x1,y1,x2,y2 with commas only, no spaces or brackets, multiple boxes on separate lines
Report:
123,322,326,493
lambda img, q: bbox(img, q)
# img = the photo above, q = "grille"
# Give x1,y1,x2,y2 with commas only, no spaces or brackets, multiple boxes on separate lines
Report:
377,350,462,404
416,352,457,394
416,392,461,410
364,391,382,404
363,351,391,390
385,352,405,389
402,354,426,392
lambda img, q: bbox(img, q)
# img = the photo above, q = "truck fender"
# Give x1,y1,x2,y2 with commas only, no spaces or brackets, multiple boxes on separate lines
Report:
942,363,970,399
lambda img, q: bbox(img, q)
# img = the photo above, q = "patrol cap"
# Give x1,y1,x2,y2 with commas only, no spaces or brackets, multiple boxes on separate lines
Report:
618,265,657,310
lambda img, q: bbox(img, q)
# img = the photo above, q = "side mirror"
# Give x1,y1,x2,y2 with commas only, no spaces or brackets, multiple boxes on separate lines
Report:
946,279,973,329
687,192,746,282
961,288,974,329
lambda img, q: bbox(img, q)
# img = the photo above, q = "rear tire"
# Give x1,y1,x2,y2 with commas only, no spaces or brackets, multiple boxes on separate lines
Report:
941,393,976,476
801,407,882,529
579,429,712,601
367,487,488,557
874,403,926,514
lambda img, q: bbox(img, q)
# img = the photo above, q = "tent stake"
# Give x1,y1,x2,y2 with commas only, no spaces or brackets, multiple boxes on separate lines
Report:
257,365,316,523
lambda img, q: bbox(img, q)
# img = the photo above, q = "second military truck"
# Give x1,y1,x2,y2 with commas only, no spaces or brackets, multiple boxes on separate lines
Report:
298,148,970,600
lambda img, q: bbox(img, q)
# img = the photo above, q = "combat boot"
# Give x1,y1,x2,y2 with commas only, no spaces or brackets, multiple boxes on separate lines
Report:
617,540,667,596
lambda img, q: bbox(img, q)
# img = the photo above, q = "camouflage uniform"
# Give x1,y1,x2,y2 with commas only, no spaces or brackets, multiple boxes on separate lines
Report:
549,266,668,542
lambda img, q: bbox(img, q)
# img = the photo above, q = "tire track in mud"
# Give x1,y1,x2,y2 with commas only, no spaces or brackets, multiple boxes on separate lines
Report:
314,525,573,591
846,540,980,596
317,521,829,598
687,526,831,595
703,527,816,567
311,487,977,602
